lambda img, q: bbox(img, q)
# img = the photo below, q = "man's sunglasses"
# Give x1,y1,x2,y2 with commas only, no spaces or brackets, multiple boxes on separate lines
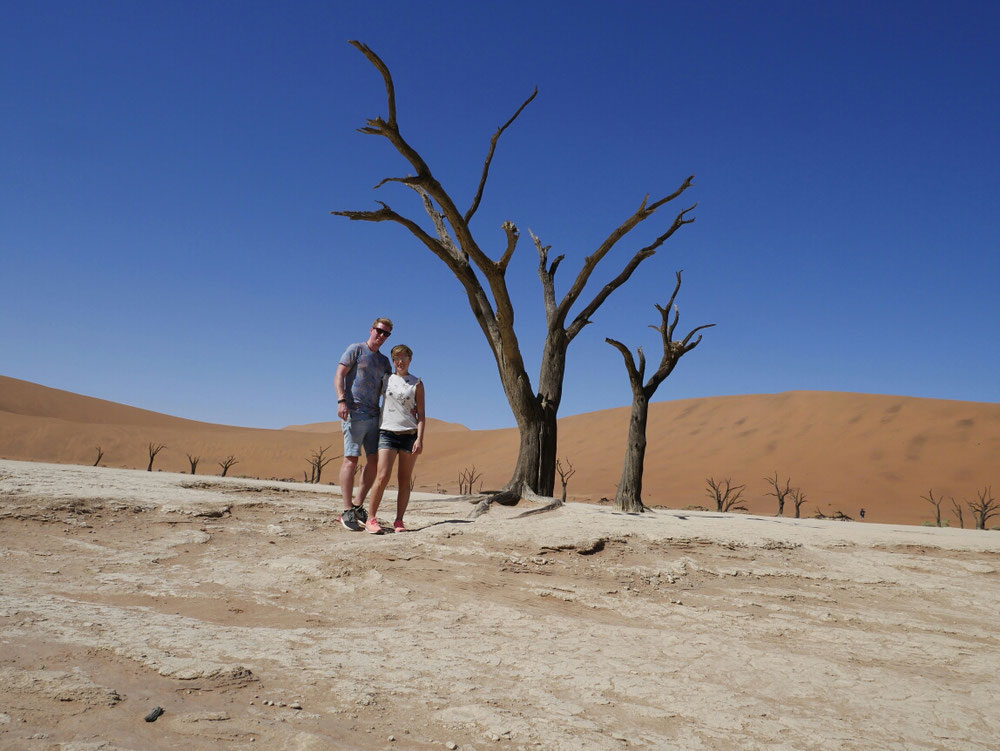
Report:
373,327,392,338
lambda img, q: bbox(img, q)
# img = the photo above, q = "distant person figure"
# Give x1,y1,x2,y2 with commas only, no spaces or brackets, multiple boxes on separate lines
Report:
365,344,425,533
335,318,393,531
860,508,866,519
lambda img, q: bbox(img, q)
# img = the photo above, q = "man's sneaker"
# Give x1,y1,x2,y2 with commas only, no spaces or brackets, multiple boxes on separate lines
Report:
353,504,368,525
339,507,363,532
393,520,408,533
365,518,383,534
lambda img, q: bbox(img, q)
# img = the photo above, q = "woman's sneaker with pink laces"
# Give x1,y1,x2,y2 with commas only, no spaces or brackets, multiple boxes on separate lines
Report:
393,520,407,533
365,518,383,534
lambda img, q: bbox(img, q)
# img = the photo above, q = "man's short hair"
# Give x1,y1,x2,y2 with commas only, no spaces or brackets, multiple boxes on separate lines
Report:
372,317,393,330
391,344,413,359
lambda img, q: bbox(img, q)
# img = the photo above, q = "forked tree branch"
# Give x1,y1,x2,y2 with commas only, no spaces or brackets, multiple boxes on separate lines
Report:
560,190,696,338
606,338,645,389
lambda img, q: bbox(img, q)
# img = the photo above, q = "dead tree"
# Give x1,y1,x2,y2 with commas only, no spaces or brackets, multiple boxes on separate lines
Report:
147,443,166,472
218,455,239,477
921,489,944,527
606,272,712,512
765,472,793,516
706,477,747,512
458,466,484,495
186,454,200,475
950,496,965,529
966,486,999,530
556,458,576,504
93,446,104,467
334,42,697,516
307,445,336,484
790,487,808,518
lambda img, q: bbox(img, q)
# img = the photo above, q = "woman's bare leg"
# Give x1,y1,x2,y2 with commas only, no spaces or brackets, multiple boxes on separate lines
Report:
394,450,418,522
368,448,398,519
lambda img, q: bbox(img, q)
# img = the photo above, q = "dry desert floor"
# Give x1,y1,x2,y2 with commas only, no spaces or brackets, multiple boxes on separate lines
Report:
1,459,999,750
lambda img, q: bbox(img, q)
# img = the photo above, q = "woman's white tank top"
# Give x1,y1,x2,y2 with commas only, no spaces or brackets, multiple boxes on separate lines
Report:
380,373,420,432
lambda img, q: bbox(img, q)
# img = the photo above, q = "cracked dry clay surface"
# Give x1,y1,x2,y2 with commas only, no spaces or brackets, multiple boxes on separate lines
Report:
1,459,999,750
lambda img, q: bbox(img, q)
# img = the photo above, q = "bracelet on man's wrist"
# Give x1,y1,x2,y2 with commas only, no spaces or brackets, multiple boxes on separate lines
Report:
337,398,346,403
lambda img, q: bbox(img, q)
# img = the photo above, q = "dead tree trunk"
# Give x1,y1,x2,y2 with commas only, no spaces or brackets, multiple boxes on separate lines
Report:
791,487,808,518
606,272,712,512
147,443,166,472
765,472,792,516
308,446,336,484
218,456,238,477
706,477,746,512
921,489,944,526
950,496,964,528
334,42,697,514
93,446,104,467
967,486,998,530
556,458,575,504
186,454,200,475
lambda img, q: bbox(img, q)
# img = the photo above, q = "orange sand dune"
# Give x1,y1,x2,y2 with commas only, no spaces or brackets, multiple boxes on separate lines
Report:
1,375,998,526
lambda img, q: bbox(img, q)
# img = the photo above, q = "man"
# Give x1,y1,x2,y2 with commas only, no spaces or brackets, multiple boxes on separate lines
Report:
335,317,393,531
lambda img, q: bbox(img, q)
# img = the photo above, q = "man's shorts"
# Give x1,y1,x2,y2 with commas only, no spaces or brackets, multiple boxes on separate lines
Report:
378,429,417,453
342,415,379,457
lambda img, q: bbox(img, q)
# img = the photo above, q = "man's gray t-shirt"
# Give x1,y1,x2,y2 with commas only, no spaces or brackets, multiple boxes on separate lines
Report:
339,342,391,419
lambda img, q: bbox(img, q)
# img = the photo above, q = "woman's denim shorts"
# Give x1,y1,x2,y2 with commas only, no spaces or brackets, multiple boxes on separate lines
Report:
378,429,417,453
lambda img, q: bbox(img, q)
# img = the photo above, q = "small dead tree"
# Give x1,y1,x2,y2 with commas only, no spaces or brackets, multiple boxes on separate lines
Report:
218,455,239,477
706,477,746,512
93,446,104,467
335,42,699,514
765,472,793,517
606,271,713,512
186,454,200,475
307,445,336,484
555,458,576,504
458,466,484,495
921,489,944,527
966,486,999,530
147,443,166,472
790,487,808,518
950,496,965,529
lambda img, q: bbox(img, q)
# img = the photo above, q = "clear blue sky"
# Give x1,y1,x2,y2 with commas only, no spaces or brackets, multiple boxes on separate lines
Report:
3,1,998,430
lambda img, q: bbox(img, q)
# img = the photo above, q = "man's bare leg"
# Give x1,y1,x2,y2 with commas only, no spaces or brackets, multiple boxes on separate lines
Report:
340,456,359,511
354,453,379,507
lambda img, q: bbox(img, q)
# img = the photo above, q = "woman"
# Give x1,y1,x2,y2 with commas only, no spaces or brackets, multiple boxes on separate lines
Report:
366,344,425,533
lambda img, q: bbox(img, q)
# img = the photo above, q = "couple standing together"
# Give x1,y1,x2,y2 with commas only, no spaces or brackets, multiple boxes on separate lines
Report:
336,317,425,534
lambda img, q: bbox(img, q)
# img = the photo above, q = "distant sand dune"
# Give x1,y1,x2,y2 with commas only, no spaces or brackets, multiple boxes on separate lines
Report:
1,375,998,526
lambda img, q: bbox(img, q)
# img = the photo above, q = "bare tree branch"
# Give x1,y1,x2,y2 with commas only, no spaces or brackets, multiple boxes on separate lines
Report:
466,87,538,223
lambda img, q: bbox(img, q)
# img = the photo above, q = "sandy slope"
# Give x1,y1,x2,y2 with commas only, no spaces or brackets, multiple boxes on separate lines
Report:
1,459,998,750
2,375,999,527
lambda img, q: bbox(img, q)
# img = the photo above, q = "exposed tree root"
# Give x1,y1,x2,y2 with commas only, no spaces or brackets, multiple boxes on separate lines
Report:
513,499,564,518
468,483,560,519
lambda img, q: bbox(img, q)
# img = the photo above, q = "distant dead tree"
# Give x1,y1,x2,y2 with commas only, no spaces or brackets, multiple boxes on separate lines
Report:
966,486,999,530
186,453,201,475
790,487,808,518
555,458,576,504
950,496,965,529
218,455,239,477
765,472,793,517
147,443,166,472
335,42,699,515
307,445,337,484
458,466,484,495
815,509,853,521
93,446,104,467
606,271,713,512
706,477,747,513
921,489,944,527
